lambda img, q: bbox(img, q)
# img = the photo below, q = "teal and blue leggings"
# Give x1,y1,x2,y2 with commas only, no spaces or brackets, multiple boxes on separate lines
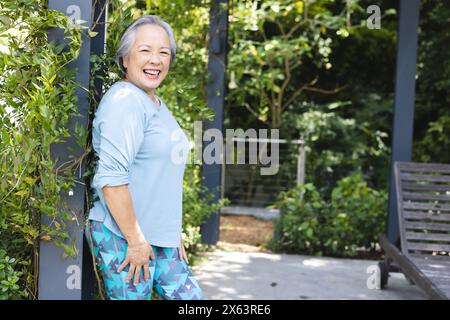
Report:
85,220,204,300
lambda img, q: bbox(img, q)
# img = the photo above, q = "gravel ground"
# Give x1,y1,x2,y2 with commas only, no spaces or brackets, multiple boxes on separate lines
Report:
219,214,274,251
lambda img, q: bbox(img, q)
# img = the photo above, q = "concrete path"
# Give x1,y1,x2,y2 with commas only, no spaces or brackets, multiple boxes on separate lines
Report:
192,249,428,300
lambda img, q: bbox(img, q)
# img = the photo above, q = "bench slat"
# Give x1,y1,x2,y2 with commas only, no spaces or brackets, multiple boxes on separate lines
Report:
404,221,450,232
400,173,450,183
422,272,450,281
402,192,450,202
404,211,450,222
397,162,450,173
403,202,450,212
407,242,450,253
406,232,450,242
409,253,450,261
412,262,450,273
402,183,450,192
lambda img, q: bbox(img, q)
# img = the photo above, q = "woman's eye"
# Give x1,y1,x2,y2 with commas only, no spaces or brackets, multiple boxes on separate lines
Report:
161,52,169,56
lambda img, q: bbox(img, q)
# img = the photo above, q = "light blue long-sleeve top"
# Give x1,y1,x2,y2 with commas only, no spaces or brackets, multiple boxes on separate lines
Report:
87,80,190,248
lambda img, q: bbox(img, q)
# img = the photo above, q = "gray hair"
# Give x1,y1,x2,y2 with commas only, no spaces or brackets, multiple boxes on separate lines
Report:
115,15,176,74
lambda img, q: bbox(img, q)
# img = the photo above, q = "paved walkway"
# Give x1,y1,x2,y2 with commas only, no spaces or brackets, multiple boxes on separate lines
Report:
192,248,428,300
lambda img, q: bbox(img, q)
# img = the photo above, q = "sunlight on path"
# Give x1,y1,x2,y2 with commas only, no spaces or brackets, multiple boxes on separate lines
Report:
192,248,428,300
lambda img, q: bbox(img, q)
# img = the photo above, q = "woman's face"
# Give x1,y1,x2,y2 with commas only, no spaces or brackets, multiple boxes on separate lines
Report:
122,24,172,97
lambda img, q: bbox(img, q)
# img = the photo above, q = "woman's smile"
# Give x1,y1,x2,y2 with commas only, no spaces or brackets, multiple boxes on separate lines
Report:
143,68,161,80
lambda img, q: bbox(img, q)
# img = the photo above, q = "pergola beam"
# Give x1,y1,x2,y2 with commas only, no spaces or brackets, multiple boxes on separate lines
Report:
38,0,105,300
387,0,421,244
200,0,229,244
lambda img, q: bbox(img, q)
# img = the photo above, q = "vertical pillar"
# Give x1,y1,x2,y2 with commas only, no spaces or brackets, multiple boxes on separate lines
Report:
83,0,107,300
387,0,420,244
38,0,105,300
296,142,306,187
200,0,229,244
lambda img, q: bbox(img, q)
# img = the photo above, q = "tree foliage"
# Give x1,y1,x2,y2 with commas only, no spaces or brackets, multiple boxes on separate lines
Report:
227,0,348,129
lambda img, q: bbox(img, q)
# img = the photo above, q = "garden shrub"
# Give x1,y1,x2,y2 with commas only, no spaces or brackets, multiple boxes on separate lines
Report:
182,165,229,264
270,175,387,257
327,175,387,256
271,183,328,256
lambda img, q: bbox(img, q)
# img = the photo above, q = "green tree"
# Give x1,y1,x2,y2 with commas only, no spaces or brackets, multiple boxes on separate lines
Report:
227,0,348,129
414,0,450,163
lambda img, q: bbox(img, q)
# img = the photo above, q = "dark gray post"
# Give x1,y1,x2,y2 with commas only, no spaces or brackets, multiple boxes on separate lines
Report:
38,0,105,300
200,0,229,244
82,0,107,300
387,0,420,244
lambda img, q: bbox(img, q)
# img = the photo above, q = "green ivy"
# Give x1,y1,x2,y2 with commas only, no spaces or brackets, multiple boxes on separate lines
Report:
0,249,27,299
0,0,92,298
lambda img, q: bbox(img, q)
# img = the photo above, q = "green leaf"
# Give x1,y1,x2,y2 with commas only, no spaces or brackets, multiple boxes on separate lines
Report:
14,190,28,197
88,31,98,38
49,74,57,84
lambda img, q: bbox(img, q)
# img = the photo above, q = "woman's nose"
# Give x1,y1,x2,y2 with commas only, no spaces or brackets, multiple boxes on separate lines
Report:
148,52,161,64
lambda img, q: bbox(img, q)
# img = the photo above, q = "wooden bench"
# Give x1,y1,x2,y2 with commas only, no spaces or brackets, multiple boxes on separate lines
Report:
379,161,450,299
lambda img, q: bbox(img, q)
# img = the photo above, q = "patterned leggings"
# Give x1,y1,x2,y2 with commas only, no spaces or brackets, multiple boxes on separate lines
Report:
85,220,204,300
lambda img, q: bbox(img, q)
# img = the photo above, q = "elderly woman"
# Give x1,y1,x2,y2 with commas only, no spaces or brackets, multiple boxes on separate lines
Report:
85,15,204,300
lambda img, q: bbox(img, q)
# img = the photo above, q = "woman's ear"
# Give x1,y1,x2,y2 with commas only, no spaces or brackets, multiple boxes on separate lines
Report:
121,55,128,71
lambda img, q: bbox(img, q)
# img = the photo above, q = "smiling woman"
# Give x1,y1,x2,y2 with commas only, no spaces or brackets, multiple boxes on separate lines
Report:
85,15,204,300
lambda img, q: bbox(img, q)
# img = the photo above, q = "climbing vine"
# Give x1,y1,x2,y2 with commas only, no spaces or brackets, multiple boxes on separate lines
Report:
1,0,228,299
0,0,93,298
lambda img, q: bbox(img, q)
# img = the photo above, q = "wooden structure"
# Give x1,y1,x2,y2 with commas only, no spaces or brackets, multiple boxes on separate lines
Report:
386,0,420,244
379,162,450,299
201,0,229,244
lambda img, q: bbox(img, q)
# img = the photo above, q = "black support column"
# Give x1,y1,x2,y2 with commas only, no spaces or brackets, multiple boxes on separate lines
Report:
386,0,420,244
38,0,106,300
200,0,229,244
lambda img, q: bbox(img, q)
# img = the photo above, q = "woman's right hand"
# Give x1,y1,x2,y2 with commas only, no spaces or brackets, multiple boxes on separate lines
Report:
117,235,155,286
